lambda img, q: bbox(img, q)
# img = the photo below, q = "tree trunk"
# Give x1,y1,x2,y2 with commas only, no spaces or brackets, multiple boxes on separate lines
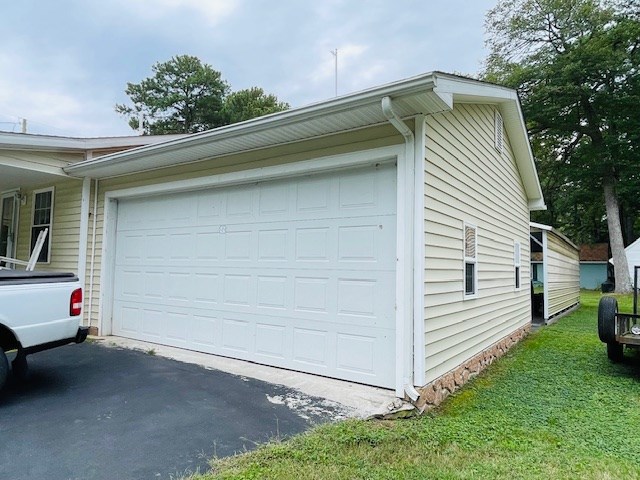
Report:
604,180,632,293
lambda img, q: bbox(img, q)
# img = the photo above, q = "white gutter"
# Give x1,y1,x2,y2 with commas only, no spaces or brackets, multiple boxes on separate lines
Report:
382,96,421,402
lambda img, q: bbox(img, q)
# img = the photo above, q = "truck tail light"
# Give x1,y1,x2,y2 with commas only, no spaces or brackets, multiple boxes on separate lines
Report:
70,288,83,317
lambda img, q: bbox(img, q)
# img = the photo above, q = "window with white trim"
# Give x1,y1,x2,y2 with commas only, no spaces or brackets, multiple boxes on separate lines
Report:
31,187,53,263
464,223,477,297
494,110,504,154
514,241,521,289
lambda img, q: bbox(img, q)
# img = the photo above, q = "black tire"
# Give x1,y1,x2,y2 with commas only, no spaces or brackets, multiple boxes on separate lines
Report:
598,296,618,343
607,342,624,362
11,352,28,382
0,348,9,391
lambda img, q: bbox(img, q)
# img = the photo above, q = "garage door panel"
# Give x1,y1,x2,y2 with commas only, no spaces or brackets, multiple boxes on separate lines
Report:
221,317,251,353
113,164,396,388
191,314,218,347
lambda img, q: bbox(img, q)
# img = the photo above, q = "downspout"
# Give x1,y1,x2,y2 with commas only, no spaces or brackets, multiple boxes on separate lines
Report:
381,96,421,402
542,230,549,322
87,178,99,332
78,177,91,286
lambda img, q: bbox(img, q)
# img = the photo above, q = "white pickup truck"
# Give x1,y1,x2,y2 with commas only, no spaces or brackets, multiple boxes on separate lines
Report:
0,270,88,390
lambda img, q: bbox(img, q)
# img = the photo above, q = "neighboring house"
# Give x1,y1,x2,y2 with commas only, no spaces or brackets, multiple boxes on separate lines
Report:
611,236,640,285
579,243,609,289
530,223,580,323
1,72,546,407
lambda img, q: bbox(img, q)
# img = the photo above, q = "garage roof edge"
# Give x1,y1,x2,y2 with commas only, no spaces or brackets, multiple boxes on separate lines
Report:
62,72,544,208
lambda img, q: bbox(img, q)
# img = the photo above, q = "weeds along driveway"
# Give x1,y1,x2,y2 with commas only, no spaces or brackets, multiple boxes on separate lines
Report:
0,342,346,480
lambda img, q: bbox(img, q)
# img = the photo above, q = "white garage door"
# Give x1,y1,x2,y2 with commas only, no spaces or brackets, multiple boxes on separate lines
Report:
112,163,396,387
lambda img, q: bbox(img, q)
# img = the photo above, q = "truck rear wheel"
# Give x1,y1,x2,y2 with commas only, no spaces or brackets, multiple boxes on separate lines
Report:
607,342,624,362
0,348,8,391
598,296,618,343
11,353,28,382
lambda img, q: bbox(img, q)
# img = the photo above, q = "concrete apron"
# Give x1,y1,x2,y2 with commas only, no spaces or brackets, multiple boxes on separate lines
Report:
95,336,401,420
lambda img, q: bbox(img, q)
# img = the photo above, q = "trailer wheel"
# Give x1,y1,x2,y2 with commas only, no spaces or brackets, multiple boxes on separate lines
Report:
607,342,624,362
0,348,8,391
598,296,618,343
11,352,28,382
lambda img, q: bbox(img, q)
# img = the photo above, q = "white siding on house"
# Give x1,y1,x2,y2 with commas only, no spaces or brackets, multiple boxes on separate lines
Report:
546,231,580,318
423,103,531,384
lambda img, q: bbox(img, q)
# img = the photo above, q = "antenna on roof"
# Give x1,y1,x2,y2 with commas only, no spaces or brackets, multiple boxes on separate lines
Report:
330,48,338,97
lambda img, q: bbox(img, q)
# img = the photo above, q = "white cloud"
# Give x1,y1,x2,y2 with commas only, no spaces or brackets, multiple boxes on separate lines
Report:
119,0,240,25
0,49,128,137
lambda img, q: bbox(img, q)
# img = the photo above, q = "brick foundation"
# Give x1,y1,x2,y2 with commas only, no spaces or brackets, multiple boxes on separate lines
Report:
414,323,530,412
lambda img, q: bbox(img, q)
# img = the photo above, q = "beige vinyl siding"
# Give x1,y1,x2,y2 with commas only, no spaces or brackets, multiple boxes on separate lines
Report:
423,103,531,384
84,125,402,331
546,231,580,317
15,178,83,274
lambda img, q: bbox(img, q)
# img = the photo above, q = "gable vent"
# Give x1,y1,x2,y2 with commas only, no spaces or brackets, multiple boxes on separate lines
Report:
464,225,476,259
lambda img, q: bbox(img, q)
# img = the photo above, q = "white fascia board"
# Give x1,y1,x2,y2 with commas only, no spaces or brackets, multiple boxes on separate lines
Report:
531,222,578,251
0,156,70,177
65,73,443,177
530,222,552,231
0,132,186,153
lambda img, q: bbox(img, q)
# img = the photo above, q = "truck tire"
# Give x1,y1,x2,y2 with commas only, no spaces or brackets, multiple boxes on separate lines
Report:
0,348,8,391
598,296,618,343
11,353,28,382
607,342,624,362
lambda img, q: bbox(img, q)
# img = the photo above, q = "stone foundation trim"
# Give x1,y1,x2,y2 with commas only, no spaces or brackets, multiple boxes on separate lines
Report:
414,323,530,412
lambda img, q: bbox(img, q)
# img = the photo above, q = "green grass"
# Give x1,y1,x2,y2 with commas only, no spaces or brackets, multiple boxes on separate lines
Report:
189,291,640,479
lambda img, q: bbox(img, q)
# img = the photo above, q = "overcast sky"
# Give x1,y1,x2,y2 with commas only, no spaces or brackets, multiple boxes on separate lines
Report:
0,0,499,138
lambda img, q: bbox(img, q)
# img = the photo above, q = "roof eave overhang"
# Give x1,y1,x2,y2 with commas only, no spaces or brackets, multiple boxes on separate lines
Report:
65,73,451,178
64,72,546,214
0,132,187,153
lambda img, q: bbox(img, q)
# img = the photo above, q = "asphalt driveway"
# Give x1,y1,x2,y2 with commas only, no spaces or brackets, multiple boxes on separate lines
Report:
0,341,345,480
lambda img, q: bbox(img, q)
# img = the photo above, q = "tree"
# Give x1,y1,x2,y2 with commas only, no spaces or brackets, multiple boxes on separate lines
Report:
116,55,229,134
484,0,640,293
116,56,290,135
222,87,289,124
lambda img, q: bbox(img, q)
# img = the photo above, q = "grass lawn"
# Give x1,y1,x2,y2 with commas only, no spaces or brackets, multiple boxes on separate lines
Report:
189,291,640,479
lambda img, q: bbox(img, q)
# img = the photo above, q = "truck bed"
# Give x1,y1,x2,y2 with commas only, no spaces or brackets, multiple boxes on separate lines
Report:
0,270,78,285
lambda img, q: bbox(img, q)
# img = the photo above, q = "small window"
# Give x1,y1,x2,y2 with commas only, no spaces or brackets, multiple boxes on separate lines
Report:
514,241,521,289
31,187,53,263
464,223,477,297
494,110,504,154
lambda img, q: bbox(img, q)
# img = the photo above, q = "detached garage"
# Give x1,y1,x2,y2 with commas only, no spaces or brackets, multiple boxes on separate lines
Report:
66,72,545,406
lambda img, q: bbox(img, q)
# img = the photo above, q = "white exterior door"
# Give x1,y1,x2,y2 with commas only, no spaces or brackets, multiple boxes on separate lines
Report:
112,164,397,387
0,193,18,265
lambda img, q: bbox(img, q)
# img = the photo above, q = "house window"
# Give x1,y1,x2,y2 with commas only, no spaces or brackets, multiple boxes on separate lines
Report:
514,241,521,289
494,110,504,154
464,223,477,297
31,187,53,263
